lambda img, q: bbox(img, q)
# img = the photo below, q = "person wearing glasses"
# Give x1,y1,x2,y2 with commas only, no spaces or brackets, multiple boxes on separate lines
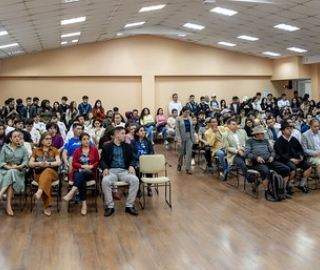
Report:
29,132,61,216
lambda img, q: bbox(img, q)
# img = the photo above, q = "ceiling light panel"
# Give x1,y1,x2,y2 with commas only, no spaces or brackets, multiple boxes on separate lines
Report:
263,51,281,57
274,23,300,32
211,7,238,16
287,47,307,53
237,35,259,41
0,31,8,37
124,21,145,28
218,41,236,47
61,32,81,38
61,17,86,25
0,43,19,49
183,23,205,30
139,4,166,13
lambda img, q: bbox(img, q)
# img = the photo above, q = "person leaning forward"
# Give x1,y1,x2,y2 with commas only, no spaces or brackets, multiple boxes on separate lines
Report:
100,126,139,217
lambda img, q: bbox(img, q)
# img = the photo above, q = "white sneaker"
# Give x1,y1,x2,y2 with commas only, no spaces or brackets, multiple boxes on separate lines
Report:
164,140,169,145
165,145,170,150
191,159,195,166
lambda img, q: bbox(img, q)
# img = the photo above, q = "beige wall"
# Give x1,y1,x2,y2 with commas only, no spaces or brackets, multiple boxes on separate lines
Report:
0,35,315,115
0,76,142,112
155,76,278,114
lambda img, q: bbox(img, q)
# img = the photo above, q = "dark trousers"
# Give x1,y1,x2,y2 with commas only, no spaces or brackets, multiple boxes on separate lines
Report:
73,171,94,201
249,161,290,180
233,154,247,177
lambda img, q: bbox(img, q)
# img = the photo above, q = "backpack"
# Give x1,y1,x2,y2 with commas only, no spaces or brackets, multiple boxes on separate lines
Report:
267,170,286,202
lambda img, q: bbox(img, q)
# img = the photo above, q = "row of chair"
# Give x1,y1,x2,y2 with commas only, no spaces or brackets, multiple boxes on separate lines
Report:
11,154,172,214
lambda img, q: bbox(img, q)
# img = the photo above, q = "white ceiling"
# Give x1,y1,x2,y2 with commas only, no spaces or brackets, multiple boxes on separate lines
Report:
0,0,319,59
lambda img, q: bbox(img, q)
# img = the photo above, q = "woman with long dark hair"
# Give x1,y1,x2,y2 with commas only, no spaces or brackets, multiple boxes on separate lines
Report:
0,130,29,216
131,125,154,196
39,99,53,123
65,101,78,127
63,132,99,215
140,107,155,144
92,100,105,121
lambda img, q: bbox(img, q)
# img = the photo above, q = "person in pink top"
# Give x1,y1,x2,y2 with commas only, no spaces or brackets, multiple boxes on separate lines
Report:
155,108,168,144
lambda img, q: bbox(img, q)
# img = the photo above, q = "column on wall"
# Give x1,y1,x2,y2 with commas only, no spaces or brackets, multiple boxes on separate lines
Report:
311,64,320,101
141,73,155,114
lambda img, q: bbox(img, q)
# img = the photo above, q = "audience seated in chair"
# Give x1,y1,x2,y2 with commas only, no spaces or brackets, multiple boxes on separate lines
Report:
29,132,61,216
244,125,291,201
0,130,29,216
100,126,139,217
274,121,312,194
63,132,99,215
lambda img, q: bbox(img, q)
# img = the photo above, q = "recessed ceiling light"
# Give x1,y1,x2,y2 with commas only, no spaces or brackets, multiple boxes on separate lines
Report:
274,23,300,32
62,0,81,3
61,41,68,45
139,4,166,12
263,51,281,57
0,31,8,37
0,43,18,49
183,23,205,30
7,50,23,55
124,21,145,28
61,32,81,38
178,34,186,37
61,17,86,25
117,33,123,36
287,47,307,53
211,7,238,16
218,41,236,47
71,39,78,43
237,35,259,41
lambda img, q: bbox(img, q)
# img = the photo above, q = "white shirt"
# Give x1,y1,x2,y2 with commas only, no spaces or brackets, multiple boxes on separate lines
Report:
232,133,241,149
312,132,320,151
5,126,15,135
169,101,182,115
34,121,46,133
278,129,301,143
277,99,290,109
24,127,40,143
167,117,176,128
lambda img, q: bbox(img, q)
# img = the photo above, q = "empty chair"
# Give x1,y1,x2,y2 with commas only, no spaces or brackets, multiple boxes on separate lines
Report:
139,154,171,209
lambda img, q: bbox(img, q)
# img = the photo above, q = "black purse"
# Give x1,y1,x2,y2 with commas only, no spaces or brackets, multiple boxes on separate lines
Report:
34,157,58,174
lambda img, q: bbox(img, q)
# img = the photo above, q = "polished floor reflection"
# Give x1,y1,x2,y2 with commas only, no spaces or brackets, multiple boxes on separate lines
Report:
0,144,320,270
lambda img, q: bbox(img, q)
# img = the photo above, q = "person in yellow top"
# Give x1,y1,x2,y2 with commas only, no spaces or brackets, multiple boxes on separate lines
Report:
140,107,155,144
205,117,232,180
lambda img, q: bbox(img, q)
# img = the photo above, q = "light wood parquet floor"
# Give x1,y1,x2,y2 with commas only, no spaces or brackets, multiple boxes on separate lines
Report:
1,144,320,270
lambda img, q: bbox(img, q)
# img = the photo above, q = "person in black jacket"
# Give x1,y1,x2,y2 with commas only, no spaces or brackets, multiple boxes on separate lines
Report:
131,125,154,197
100,126,139,216
274,121,312,194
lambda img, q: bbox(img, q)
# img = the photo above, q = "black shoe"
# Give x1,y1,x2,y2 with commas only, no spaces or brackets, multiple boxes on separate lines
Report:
125,207,138,216
186,169,192,175
265,190,276,202
297,185,309,193
104,208,114,217
177,165,181,171
147,187,153,197
286,186,295,195
286,193,292,199
207,166,214,173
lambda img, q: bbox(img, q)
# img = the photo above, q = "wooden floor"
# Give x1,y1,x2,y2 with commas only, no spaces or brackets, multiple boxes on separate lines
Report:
2,144,320,270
